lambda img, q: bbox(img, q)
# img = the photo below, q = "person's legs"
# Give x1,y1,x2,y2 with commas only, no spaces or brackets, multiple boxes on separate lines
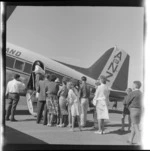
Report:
37,101,44,123
5,97,13,120
77,116,81,131
134,123,141,144
128,124,136,143
68,106,72,126
101,119,105,133
80,98,86,126
71,116,75,131
47,112,50,125
43,103,47,125
98,119,102,132
50,114,54,125
58,114,63,127
121,114,126,131
10,95,19,120
128,115,131,131
84,99,89,126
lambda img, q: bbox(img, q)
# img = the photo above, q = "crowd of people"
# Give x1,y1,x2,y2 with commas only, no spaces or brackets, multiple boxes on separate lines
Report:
35,73,91,132
5,64,143,145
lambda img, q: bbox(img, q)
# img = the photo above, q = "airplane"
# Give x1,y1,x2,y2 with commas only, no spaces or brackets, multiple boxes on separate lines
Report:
4,5,130,116
5,42,130,116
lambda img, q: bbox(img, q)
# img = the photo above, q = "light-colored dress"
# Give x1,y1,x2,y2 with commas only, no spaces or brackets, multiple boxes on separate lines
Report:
93,84,110,120
68,88,81,117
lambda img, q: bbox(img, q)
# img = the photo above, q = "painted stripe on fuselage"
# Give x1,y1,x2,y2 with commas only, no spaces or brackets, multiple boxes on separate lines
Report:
99,46,127,88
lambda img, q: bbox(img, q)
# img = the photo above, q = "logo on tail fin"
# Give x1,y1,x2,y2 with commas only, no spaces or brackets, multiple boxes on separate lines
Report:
99,46,128,88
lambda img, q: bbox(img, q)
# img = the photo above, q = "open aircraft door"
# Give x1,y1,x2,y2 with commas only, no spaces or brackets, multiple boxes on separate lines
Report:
26,60,45,116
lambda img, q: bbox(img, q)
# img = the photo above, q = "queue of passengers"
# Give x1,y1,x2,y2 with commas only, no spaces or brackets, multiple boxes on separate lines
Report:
36,73,90,132
5,70,143,145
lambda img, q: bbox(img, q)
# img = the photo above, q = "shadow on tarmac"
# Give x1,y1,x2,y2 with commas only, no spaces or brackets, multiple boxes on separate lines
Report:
106,128,131,135
15,110,30,115
108,109,123,114
4,126,47,144
3,126,48,151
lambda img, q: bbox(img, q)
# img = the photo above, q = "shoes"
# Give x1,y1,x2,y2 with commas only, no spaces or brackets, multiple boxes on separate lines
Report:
58,124,65,128
94,131,103,134
47,124,52,127
127,140,133,145
67,124,72,128
10,119,18,122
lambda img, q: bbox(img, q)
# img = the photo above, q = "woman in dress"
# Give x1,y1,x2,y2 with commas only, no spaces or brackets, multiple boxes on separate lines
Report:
93,75,110,134
45,74,59,126
67,79,82,132
57,77,69,127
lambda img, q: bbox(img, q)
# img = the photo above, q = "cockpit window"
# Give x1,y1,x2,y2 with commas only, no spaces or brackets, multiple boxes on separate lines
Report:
6,56,15,68
14,60,25,71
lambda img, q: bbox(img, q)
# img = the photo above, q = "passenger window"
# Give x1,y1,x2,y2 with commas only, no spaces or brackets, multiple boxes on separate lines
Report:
24,63,32,74
14,60,24,71
6,56,15,68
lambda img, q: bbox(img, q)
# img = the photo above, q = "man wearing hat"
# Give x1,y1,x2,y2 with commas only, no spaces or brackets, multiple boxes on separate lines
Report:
5,74,25,121
79,76,90,127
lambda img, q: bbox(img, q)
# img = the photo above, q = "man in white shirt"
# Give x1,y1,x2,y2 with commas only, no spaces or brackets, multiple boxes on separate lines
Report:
5,74,25,121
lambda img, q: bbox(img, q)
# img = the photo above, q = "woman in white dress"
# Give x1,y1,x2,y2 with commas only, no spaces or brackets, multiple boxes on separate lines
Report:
93,75,110,134
67,79,82,132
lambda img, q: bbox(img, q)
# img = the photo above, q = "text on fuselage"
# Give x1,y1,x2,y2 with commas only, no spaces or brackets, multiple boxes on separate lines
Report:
105,51,122,82
6,48,21,57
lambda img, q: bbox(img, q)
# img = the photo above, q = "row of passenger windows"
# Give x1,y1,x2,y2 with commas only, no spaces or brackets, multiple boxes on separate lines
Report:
6,56,63,80
6,56,32,74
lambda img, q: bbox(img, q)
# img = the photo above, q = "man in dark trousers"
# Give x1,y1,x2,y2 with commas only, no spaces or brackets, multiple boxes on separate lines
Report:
79,76,90,127
5,74,25,121
36,73,50,125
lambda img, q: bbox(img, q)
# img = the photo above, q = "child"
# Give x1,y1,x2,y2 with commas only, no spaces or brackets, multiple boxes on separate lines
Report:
67,79,81,132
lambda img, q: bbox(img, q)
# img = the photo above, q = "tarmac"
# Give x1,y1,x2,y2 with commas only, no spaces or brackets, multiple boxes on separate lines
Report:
3,97,141,150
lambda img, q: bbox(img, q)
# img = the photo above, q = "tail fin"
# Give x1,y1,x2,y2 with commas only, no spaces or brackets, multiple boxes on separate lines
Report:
54,46,130,91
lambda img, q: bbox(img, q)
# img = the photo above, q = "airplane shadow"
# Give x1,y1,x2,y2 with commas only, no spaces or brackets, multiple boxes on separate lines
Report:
4,126,47,144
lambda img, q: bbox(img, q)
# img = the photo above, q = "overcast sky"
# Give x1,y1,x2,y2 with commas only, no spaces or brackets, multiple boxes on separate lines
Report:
7,6,144,89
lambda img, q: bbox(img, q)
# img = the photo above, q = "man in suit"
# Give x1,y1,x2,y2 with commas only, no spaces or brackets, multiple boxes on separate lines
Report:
36,73,50,125
5,74,25,121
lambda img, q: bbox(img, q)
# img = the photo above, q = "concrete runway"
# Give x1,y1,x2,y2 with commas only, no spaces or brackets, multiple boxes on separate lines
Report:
3,98,141,150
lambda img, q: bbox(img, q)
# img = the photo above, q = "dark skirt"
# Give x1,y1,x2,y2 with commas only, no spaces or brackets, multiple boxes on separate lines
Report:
46,94,59,115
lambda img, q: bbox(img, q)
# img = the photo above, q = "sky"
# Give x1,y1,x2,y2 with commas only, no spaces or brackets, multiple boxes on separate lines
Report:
7,6,144,89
